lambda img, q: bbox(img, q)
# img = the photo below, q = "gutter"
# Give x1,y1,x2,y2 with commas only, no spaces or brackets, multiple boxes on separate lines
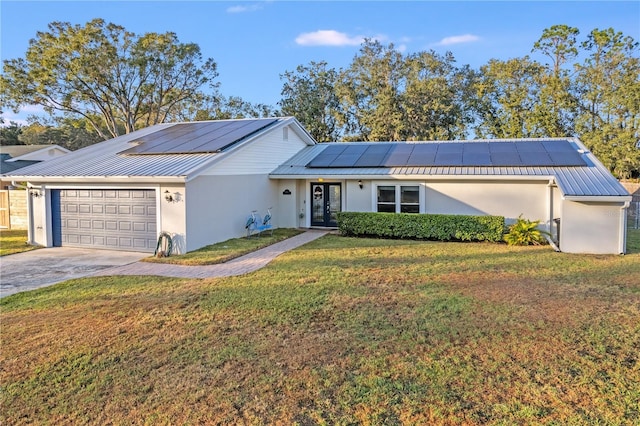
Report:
562,195,633,203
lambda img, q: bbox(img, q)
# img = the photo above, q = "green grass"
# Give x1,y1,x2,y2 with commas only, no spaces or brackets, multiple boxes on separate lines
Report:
0,229,38,256
627,227,640,253
142,228,304,265
2,236,639,424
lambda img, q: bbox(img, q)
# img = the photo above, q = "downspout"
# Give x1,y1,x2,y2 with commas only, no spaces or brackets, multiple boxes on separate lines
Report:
547,179,559,249
620,201,630,254
26,186,35,245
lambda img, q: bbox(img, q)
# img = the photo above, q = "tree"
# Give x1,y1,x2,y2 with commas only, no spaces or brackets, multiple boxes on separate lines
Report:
190,94,278,121
1,19,219,140
336,40,406,141
473,57,547,138
0,121,23,145
279,61,341,142
575,28,640,178
531,25,580,137
402,51,474,140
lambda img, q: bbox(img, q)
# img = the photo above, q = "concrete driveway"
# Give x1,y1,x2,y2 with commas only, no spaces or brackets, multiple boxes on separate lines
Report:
0,247,149,298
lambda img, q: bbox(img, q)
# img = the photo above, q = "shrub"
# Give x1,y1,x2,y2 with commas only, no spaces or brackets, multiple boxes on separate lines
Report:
504,215,549,246
337,212,505,242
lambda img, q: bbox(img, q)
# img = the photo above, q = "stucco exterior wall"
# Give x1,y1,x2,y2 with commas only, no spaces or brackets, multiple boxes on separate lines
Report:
277,180,298,229
346,180,371,212
560,200,625,254
185,174,280,252
29,189,47,246
424,180,549,224
158,184,187,254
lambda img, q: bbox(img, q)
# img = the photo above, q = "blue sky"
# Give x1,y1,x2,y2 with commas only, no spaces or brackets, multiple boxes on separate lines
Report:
1,1,639,125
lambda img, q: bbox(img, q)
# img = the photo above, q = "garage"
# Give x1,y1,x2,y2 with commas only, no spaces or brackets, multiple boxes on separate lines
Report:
51,189,157,252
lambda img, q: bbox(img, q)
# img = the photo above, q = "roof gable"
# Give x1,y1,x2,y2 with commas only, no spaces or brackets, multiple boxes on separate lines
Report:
4,117,315,182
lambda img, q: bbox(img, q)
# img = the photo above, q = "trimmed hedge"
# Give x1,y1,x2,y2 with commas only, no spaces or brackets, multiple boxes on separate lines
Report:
336,212,505,242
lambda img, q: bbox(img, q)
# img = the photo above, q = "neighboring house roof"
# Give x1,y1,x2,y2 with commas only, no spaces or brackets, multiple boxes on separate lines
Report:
270,138,630,200
5,117,315,183
0,144,70,174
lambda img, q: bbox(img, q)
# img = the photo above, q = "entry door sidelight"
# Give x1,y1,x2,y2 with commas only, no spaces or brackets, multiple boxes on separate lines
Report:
311,183,341,227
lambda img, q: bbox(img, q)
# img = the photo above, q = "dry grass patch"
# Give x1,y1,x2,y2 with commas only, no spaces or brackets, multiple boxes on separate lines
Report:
2,236,639,424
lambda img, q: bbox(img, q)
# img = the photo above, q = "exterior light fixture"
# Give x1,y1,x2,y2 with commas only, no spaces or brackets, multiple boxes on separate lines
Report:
164,190,173,203
30,189,41,198
358,180,363,190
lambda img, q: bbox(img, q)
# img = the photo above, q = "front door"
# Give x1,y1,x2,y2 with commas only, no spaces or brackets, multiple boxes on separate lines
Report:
311,183,341,227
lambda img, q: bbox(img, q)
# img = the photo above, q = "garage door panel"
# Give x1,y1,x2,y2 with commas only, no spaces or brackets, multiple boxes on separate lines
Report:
132,205,147,215
57,189,156,252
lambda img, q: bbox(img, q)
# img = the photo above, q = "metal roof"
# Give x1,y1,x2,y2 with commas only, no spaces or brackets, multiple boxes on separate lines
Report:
4,118,302,182
270,138,630,199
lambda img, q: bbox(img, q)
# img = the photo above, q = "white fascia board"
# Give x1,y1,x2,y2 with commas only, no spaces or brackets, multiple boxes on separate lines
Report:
270,173,555,182
562,195,632,203
17,176,187,184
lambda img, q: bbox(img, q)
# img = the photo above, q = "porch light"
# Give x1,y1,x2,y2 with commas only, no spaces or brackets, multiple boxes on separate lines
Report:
164,190,173,203
358,180,363,190
30,189,41,198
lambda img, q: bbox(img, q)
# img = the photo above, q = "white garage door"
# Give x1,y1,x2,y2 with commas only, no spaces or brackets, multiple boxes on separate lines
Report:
58,189,157,252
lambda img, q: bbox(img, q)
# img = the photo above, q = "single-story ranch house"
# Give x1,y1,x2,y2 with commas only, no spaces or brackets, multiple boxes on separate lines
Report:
5,117,631,255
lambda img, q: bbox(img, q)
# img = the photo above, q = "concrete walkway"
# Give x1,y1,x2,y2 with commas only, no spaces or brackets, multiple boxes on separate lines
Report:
93,230,329,279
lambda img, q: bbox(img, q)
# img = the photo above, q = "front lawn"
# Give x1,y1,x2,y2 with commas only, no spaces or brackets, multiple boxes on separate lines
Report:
142,228,303,265
0,229,38,256
1,236,639,424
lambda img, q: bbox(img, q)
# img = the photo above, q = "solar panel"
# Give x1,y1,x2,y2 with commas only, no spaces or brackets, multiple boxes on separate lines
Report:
520,152,554,166
330,154,363,167
433,152,463,166
437,143,464,153
516,142,546,153
306,144,348,167
462,152,492,166
383,144,414,166
488,142,518,152
490,152,521,165
549,151,586,166
543,140,575,152
306,140,587,168
120,119,278,155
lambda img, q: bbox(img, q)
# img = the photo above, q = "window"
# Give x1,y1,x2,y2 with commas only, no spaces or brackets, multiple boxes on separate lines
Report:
377,185,420,213
377,186,396,212
400,186,420,213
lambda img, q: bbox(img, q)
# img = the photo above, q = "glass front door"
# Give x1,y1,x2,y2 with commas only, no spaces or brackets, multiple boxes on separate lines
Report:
311,183,341,227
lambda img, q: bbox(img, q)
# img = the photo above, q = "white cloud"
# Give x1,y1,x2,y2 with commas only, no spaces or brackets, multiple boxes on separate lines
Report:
1,104,45,127
226,3,263,13
295,30,366,47
436,34,480,46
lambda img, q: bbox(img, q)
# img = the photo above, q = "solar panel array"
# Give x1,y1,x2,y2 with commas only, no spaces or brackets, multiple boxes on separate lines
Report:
306,141,587,168
120,119,278,155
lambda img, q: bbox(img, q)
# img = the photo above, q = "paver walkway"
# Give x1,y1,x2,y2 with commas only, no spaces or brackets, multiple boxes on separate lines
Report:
92,230,329,279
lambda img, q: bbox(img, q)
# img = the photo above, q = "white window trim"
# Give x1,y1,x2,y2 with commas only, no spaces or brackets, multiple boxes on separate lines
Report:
373,182,425,214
